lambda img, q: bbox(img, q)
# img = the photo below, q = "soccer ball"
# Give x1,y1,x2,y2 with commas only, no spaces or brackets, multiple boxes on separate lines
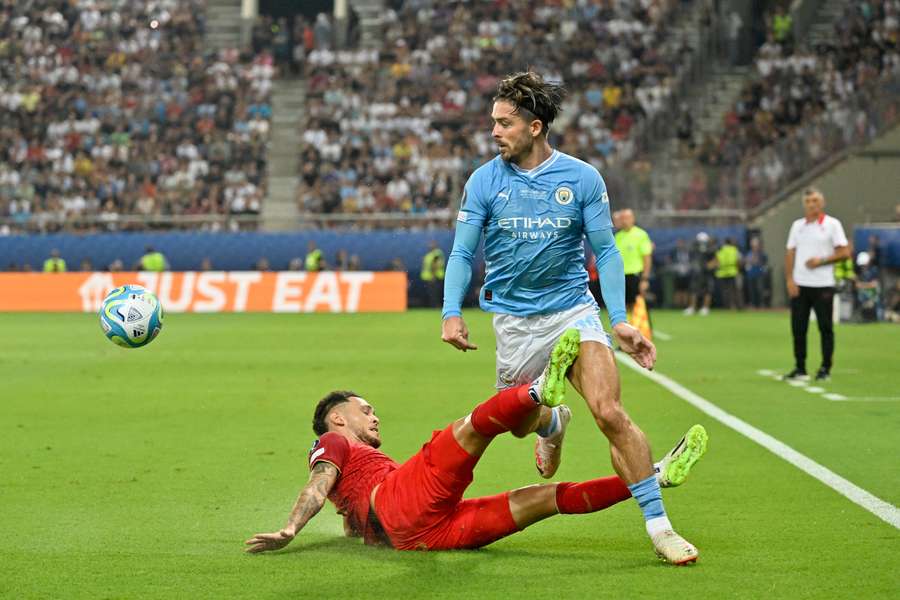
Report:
99,285,164,348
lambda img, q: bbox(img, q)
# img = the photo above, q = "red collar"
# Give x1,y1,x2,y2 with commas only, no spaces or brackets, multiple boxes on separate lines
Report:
804,213,826,225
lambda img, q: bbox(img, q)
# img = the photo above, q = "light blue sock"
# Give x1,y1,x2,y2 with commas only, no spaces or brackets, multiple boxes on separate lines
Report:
535,407,559,438
628,475,666,522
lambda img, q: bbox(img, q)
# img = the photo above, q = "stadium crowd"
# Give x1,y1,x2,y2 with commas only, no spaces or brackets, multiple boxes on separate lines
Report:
685,0,900,210
0,0,273,233
294,0,701,216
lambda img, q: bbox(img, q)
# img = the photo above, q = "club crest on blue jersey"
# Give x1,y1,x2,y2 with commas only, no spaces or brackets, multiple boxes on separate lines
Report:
555,186,574,205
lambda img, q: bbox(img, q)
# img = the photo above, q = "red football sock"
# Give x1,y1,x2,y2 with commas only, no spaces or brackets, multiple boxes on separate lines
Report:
555,477,633,514
470,385,538,437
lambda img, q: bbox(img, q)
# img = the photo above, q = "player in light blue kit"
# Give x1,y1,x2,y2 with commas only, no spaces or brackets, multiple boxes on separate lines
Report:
441,72,707,565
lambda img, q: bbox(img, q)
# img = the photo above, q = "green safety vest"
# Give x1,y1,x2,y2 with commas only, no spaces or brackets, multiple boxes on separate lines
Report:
42,257,67,272
305,249,323,271
715,245,739,278
773,14,792,40
420,249,445,281
140,252,166,272
614,226,652,276
834,258,856,281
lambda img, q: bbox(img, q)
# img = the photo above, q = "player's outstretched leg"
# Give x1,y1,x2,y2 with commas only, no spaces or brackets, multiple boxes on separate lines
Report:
439,428,710,551
656,425,708,488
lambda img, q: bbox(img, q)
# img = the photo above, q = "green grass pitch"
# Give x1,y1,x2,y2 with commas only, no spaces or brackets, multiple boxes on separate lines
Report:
1,309,898,598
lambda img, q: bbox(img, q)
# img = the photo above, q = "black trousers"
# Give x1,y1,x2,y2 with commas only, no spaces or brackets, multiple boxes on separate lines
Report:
790,286,835,371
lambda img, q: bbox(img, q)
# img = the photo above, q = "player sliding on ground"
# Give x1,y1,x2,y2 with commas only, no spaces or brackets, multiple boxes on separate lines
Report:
246,331,708,561
441,71,704,564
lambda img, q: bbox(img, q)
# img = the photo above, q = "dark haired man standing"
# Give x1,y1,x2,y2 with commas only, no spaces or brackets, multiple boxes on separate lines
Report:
439,72,704,564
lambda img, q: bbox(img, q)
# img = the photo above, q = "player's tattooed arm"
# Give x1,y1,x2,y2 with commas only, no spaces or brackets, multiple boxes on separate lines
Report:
286,462,338,532
245,462,339,553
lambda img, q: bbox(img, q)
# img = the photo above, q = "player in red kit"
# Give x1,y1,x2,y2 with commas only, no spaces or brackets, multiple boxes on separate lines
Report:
246,331,707,557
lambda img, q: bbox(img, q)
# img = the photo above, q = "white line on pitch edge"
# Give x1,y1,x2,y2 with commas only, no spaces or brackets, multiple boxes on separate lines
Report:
829,396,900,402
653,330,673,341
618,354,900,530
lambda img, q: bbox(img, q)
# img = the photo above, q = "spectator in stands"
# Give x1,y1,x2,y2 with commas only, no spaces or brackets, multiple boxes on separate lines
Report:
80,259,93,272
0,1,272,233
771,5,793,46
256,257,271,272
725,10,744,65
42,249,66,273
295,0,708,218
743,236,770,308
700,1,900,210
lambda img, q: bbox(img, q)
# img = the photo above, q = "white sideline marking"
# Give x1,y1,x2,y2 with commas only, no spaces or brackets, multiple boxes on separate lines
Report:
617,354,900,530
755,370,900,403
653,330,673,341
829,396,900,402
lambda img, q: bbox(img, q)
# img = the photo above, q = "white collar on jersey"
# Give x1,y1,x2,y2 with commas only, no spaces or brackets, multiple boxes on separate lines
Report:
508,149,560,177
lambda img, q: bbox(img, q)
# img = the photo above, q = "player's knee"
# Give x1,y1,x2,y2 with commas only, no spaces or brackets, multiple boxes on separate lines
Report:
510,423,531,438
592,403,629,435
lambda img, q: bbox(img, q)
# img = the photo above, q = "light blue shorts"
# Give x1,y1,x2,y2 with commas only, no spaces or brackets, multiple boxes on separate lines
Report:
492,302,612,389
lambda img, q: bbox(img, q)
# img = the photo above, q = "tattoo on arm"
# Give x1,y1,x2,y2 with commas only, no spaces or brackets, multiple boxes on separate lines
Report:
286,462,339,532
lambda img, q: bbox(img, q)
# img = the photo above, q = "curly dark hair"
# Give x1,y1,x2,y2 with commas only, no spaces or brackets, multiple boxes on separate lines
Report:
312,390,359,436
494,71,566,135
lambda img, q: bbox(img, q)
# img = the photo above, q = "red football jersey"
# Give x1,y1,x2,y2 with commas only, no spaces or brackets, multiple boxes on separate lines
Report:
308,432,399,545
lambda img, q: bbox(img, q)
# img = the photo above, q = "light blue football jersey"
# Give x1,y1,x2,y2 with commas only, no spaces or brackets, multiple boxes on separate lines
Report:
457,150,612,316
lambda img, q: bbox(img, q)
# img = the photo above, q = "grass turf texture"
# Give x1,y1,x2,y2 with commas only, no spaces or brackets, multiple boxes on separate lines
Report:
1,310,897,599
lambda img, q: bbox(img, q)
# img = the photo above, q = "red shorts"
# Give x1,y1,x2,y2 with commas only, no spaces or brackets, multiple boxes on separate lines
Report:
373,425,519,550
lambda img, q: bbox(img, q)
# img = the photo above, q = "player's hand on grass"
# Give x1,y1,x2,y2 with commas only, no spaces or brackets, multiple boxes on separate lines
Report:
442,316,478,352
613,322,656,370
245,526,296,554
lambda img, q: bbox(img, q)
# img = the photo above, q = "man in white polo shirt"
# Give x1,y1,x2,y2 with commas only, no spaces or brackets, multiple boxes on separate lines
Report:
784,188,850,381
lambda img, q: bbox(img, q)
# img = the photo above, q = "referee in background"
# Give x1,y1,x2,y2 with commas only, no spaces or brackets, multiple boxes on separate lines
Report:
614,208,653,314
783,188,850,381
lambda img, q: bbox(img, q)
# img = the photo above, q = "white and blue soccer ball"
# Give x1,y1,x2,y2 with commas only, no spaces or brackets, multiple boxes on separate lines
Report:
99,285,164,348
